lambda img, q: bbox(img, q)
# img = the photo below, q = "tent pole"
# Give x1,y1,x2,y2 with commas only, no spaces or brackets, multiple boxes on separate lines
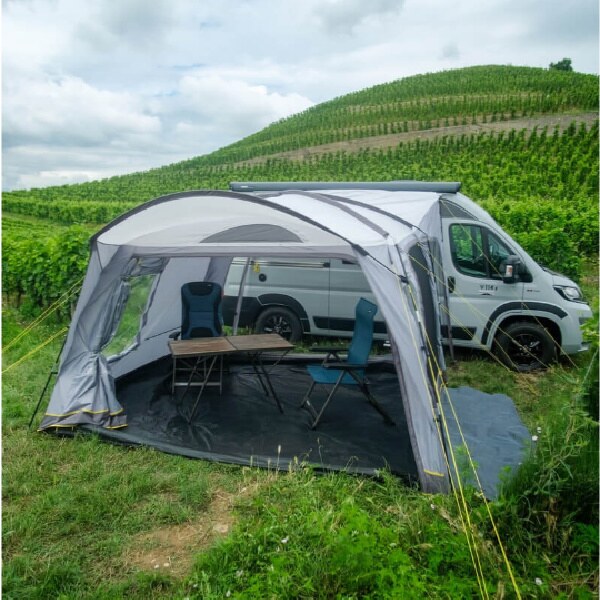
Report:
442,288,455,363
232,257,252,335
28,335,67,430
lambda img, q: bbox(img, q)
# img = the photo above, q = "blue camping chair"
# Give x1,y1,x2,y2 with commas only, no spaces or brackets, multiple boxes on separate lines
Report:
180,281,223,339
170,281,225,402
300,297,395,429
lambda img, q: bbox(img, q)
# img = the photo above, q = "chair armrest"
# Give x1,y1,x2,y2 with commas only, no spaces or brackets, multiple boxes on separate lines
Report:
322,362,367,370
169,331,181,340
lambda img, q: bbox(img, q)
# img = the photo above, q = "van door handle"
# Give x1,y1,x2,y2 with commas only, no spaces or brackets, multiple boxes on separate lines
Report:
448,276,455,294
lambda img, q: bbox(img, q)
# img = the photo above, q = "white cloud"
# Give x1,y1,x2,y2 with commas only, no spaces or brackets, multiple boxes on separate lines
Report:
4,74,160,147
2,0,598,191
316,0,406,34
176,73,313,133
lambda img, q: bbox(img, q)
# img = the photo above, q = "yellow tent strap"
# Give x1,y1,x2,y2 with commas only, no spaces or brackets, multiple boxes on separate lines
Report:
3,279,82,352
389,248,489,599
417,316,518,599
420,331,491,599
2,327,68,374
412,285,523,600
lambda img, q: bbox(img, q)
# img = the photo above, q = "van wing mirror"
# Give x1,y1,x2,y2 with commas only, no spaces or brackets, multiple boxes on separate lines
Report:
501,255,522,284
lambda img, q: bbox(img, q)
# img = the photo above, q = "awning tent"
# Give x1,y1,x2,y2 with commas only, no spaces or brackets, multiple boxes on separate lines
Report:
40,184,467,494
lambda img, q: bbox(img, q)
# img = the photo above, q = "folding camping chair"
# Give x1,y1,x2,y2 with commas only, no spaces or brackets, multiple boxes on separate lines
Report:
179,281,223,340
299,297,395,429
170,281,225,400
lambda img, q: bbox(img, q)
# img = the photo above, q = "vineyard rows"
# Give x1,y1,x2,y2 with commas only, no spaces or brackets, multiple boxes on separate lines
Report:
2,215,68,241
204,66,598,164
5,123,597,254
3,66,598,314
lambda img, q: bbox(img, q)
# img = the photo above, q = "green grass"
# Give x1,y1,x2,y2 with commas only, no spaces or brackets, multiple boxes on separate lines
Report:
3,292,598,598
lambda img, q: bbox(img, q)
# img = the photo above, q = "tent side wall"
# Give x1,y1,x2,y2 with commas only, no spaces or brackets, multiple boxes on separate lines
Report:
358,251,449,494
40,245,135,429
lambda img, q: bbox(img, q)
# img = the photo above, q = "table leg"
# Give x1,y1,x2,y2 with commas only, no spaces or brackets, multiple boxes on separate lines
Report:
248,354,270,397
187,354,220,423
179,356,203,404
253,353,284,413
171,356,176,394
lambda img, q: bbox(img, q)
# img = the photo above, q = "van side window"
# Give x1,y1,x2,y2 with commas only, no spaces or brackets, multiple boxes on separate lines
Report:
449,224,487,277
450,224,521,280
486,231,513,279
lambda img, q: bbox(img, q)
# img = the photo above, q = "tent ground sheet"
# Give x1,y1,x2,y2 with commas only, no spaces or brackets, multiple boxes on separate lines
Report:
442,386,530,499
72,358,529,497
98,357,419,481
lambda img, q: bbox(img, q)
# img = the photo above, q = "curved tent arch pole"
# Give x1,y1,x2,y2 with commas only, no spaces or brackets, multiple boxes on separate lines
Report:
256,190,415,283
312,191,445,376
358,246,448,492
94,189,414,289
93,189,367,254
262,190,393,238
302,191,419,232
391,246,449,492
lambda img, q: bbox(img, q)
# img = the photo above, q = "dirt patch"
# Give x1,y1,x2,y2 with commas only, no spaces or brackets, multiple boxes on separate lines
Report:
234,112,598,167
123,484,257,578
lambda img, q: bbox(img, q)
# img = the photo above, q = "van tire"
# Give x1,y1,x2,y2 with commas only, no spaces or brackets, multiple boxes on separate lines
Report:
255,307,303,342
494,322,556,372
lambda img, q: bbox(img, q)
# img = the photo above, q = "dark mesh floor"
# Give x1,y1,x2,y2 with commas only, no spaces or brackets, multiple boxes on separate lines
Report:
96,357,418,481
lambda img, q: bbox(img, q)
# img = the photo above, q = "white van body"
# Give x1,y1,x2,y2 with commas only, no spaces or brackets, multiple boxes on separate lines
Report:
224,257,389,340
224,182,592,369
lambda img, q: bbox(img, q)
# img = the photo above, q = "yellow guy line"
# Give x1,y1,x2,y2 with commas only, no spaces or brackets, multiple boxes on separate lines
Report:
389,247,490,599
442,386,523,600
2,327,68,374
407,271,521,598
414,292,523,600
3,278,82,352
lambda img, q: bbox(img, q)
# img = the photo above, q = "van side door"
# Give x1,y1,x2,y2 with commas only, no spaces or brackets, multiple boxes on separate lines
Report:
441,222,525,349
327,258,387,339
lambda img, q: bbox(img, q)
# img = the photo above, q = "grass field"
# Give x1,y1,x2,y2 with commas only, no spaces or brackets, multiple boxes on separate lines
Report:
3,261,598,598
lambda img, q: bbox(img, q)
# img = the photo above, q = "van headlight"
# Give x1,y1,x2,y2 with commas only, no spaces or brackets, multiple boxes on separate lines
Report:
554,285,583,302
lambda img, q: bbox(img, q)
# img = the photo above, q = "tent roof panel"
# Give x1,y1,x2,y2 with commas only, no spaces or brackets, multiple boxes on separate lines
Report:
96,191,420,250
97,193,350,248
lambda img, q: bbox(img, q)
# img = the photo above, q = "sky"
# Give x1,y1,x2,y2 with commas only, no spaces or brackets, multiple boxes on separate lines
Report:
2,0,598,191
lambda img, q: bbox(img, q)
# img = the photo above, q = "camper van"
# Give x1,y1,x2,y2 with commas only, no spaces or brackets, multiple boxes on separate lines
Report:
224,181,592,370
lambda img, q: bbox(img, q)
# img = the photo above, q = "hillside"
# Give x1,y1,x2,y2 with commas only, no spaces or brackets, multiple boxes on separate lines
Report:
4,66,598,305
4,65,598,205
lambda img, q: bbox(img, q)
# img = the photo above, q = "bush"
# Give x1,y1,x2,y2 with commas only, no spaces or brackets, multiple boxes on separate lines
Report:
496,402,599,559
2,226,90,317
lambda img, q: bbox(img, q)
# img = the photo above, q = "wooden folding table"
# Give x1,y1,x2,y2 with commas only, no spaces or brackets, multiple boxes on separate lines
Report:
169,334,293,422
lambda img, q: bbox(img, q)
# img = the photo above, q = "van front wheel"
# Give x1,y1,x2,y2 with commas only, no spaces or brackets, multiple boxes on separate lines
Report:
494,322,556,372
255,307,303,343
